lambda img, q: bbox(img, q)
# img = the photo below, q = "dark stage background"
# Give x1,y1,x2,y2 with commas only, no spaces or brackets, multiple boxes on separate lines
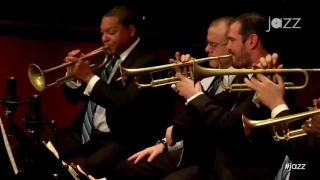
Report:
0,0,319,130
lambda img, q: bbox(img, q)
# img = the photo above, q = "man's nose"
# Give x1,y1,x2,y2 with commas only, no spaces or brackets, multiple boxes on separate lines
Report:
205,45,212,54
226,42,232,50
102,33,110,42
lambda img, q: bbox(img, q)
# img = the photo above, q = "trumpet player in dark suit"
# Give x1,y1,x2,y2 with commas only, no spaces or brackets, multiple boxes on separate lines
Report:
118,13,294,180
244,55,320,180
46,6,176,179
167,13,298,180
116,16,237,180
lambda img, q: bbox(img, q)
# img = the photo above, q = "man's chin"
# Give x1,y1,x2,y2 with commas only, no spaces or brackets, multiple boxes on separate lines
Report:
106,48,116,56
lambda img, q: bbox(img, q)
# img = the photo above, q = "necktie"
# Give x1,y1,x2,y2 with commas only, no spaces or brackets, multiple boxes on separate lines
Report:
82,56,121,144
275,155,291,180
101,56,121,81
208,76,222,93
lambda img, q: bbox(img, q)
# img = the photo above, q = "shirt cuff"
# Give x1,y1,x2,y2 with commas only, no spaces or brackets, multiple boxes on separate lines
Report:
168,140,183,151
65,72,82,89
252,93,261,107
271,104,289,118
185,92,204,105
83,75,100,96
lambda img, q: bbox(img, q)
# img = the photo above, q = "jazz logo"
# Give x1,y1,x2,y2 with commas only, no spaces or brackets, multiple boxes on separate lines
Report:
266,16,301,32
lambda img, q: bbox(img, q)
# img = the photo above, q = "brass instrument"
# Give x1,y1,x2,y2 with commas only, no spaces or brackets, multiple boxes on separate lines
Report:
122,57,320,90
217,68,320,92
242,108,320,141
28,45,109,91
120,54,231,88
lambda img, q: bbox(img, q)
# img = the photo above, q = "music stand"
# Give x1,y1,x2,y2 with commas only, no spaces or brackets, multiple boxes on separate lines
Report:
0,116,20,179
10,117,75,179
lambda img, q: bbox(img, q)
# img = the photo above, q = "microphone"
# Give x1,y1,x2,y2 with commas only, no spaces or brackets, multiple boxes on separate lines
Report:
24,94,46,145
1,77,19,113
25,94,45,125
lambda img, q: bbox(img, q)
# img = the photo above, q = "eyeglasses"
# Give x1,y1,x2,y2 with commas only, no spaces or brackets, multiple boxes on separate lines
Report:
206,42,227,48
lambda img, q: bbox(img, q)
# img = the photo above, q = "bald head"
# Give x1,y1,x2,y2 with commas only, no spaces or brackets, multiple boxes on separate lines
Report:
209,16,233,38
206,16,233,68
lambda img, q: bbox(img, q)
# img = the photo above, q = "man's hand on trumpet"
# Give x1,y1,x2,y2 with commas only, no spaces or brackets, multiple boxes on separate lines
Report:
169,52,195,64
302,98,320,138
169,52,202,99
252,53,283,69
64,49,95,84
244,53,286,110
175,72,202,99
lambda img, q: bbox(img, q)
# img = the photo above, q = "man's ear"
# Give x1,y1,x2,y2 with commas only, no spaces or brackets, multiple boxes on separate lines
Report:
248,34,259,49
128,25,136,37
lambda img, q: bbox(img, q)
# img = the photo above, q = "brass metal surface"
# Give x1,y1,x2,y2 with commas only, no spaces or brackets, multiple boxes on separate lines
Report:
28,45,109,91
120,54,231,88
243,108,320,141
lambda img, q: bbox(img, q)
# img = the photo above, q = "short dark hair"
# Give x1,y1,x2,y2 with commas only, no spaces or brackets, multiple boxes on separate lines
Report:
230,13,269,48
104,6,138,30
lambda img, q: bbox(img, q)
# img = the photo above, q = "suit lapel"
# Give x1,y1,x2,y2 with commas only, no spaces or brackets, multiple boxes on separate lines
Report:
92,51,108,76
109,42,143,87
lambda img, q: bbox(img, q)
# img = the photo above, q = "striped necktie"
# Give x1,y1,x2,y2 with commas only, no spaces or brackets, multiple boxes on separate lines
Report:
81,56,121,144
275,155,291,180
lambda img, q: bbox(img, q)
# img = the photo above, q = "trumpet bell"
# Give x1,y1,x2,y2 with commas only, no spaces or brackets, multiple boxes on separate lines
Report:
28,64,46,92
27,45,109,92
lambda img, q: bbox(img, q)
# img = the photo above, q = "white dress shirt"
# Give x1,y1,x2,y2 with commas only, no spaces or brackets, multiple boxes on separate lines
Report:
65,38,140,133
168,66,236,151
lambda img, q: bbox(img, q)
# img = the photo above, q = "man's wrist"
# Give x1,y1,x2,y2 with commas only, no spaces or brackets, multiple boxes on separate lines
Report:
185,92,203,105
271,103,289,118
270,99,286,110
82,73,95,84
156,139,168,151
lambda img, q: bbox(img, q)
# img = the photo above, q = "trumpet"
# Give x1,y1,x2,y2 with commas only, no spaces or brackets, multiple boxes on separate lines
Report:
242,108,320,141
28,45,109,91
210,68,319,92
120,54,231,88
122,56,320,91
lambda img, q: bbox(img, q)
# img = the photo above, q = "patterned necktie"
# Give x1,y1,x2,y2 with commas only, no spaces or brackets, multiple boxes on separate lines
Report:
101,56,121,81
82,56,121,144
275,155,291,180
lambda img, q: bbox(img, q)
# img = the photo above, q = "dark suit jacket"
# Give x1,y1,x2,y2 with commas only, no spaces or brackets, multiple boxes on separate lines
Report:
276,110,320,180
62,39,176,151
172,74,290,180
171,75,243,165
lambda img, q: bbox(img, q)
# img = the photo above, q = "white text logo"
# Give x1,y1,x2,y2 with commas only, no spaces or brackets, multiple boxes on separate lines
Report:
284,163,306,172
266,16,301,32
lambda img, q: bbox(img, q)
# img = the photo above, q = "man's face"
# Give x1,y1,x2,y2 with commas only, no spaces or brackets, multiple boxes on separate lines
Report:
205,25,230,68
100,16,134,55
226,22,251,68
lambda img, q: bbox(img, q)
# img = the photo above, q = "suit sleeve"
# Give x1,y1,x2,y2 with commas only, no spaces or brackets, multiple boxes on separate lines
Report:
186,93,248,142
88,58,162,109
171,111,194,143
62,53,106,104
62,83,87,104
